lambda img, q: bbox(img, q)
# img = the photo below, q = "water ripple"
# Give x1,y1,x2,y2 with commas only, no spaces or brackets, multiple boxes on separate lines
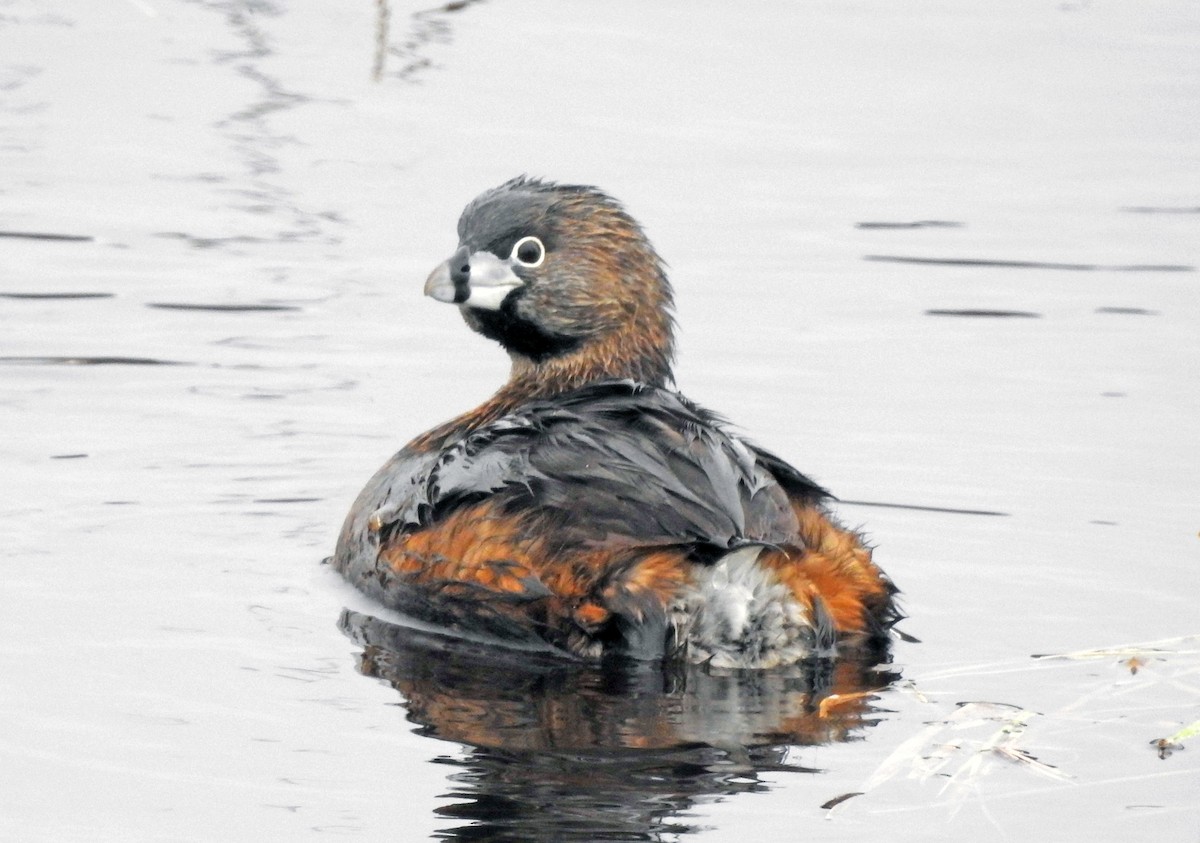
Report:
866,255,1194,272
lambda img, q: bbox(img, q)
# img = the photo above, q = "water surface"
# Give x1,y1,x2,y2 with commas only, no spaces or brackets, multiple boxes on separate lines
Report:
2,1,1198,840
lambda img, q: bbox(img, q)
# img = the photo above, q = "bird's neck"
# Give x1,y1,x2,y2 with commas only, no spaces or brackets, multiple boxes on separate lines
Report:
408,324,673,453
505,324,673,400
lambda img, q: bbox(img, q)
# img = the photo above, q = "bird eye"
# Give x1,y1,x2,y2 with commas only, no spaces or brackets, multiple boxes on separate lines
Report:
510,236,545,268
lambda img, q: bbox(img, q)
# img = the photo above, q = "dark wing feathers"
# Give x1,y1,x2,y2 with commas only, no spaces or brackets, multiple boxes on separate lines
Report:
387,381,810,552
744,441,829,503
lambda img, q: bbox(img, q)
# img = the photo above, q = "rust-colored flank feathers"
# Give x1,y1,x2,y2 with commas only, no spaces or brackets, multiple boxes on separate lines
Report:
334,176,899,667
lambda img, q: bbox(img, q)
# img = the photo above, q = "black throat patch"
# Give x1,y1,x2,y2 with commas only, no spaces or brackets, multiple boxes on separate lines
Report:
466,294,581,362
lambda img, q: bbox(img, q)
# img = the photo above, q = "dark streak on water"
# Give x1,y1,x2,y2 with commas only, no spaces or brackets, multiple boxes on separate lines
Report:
839,500,1010,517
0,356,187,366
1095,306,1158,315
154,232,274,249
926,309,1041,318
856,221,964,230
50,454,88,460
0,292,114,300
0,230,94,242
1120,206,1200,214
147,302,301,312
382,0,489,83
865,255,1195,272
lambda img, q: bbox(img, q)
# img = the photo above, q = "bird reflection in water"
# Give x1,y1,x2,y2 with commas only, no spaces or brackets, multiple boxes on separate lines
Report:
339,609,899,841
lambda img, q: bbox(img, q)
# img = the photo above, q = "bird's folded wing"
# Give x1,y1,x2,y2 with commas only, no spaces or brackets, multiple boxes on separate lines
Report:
417,382,805,552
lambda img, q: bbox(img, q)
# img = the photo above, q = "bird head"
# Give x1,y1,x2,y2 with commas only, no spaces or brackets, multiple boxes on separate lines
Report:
424,177,676,388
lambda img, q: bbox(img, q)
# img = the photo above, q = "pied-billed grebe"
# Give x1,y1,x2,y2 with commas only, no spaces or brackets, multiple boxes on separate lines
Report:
334,177,898,667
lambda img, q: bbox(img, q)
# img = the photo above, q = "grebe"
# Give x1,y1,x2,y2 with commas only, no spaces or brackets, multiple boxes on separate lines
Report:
333,177,898,667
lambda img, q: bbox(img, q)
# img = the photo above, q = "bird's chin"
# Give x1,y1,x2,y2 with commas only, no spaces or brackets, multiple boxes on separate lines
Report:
461,283,523,311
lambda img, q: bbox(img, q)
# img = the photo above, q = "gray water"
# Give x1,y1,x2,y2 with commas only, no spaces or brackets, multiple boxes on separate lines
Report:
3,1,1199,840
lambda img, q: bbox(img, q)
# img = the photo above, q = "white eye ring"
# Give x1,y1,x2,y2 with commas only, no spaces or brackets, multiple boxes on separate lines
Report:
510,235,545,268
